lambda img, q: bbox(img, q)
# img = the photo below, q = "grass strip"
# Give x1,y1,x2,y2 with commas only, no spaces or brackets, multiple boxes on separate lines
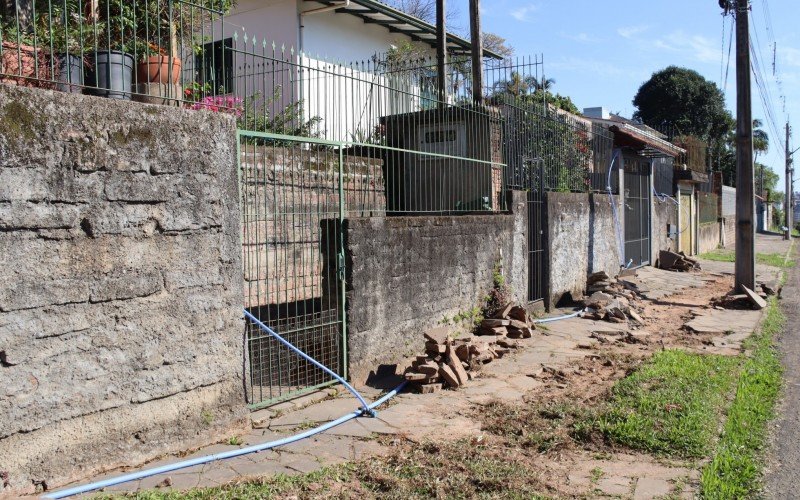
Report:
596,350,740,458
700,297,784,499
699,249,795,268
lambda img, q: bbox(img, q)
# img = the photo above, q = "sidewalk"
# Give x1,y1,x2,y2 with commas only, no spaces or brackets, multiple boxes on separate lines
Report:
60,236,789,498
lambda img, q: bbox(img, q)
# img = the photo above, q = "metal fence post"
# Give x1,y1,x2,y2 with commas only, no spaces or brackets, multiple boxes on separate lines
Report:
338,146,348,381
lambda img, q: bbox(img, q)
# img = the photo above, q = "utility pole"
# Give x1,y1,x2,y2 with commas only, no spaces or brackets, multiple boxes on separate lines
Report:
469,0,483,104
436,0,447,109
786,123,792,240
733,0,755,291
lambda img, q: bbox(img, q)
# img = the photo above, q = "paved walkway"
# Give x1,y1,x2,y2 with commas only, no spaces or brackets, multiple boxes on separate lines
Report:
61,237,789,498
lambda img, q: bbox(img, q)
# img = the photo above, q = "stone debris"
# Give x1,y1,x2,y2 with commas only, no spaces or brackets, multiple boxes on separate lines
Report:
658,250,701,272
405,304,537,390
577,271,647,325
741,285,767,310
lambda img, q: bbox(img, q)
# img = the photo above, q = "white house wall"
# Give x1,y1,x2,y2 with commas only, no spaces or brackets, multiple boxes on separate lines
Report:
225,0,300,49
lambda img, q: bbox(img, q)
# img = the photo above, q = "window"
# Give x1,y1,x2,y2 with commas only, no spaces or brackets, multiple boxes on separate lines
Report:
196,38,233,93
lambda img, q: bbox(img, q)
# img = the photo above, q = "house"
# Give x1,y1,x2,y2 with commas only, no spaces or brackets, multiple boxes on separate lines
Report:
207,0,502,141
583,107,685,267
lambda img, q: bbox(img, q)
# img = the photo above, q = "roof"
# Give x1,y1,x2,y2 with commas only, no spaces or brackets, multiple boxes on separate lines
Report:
304,0,504,59
588,117,685,158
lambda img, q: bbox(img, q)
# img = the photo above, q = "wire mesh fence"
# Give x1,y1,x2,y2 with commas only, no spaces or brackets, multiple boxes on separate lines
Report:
698,192,720,224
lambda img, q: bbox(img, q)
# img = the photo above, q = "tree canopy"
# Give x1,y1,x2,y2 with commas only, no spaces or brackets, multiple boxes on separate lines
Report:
632,66,733,142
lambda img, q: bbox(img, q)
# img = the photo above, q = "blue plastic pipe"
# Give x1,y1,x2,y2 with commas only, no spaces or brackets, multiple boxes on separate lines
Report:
43,381,408,499
243,310,374,417
532,310,583,324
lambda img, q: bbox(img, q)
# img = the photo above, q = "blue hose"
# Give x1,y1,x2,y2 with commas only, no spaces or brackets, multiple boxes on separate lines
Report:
43,381,408,499
243,310,374,417
532,310,583,323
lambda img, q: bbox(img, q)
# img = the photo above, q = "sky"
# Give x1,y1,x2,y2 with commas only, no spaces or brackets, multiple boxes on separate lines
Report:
466,0,798,191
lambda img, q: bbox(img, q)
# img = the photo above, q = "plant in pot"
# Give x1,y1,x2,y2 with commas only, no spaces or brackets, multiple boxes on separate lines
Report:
83,0,136,99
45,1,101,93
0,2,52,87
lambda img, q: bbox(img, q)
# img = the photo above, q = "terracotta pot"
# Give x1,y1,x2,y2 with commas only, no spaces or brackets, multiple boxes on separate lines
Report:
136,55,182,85
0,41,52,87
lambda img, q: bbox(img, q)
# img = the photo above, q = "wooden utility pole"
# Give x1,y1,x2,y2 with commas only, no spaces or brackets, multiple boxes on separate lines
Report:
787,123,793,239
734,0,755,290
436,0,447,108
469,0,484,104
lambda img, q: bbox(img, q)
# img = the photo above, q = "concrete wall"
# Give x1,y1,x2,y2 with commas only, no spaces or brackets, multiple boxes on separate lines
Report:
698,222,721,254
546,192,621,309
343,191,527,383
652,197,679,263
0,86,246,495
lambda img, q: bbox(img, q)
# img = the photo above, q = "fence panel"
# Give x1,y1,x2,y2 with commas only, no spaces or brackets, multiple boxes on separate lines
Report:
699,192,720,224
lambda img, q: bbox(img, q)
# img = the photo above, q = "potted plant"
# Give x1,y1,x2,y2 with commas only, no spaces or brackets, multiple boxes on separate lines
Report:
83,0,136,99
47,2,99,93
0,8,52,87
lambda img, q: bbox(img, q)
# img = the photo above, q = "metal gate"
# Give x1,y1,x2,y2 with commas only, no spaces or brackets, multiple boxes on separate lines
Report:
509,158,547,303
238,131,348,408
624,158,652,268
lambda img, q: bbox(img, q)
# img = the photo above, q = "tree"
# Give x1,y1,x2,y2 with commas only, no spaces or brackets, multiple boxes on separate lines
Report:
532,76,555,92
753,118,769,162
632,66,733,142
482,32,514,59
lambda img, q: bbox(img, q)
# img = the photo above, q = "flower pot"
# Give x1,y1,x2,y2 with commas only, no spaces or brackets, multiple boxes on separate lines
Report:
133,82,181,106
0,41,51,87
136,55,182,85
54,53,84,93
85,50,134,100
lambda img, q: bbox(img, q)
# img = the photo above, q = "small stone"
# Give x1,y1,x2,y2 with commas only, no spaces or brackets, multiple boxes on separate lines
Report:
417,363,439,376
481,318,510,328
418,383,442,394
404,371,429,381
495,303,514,319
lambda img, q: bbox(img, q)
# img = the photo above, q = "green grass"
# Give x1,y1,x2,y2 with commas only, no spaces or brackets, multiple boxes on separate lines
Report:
596,350,740,458
699,249,794,268
700,297,785,499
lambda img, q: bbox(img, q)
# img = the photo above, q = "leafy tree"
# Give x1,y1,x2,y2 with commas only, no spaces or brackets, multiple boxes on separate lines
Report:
633,66,733,142
482,32,514,58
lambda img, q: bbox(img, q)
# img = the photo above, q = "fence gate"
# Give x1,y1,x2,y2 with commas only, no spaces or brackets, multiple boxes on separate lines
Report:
238,131,348,408
623,158,652,268
512,158,547,303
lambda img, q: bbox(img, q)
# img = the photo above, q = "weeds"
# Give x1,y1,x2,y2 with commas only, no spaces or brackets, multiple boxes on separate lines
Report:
699,249,794,268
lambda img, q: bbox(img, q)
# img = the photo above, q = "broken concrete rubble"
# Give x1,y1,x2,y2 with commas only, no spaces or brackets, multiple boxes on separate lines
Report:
658,250,701,272
404,303,538,391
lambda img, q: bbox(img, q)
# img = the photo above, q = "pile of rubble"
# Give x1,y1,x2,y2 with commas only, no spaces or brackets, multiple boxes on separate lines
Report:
578,271,646,325
658,250,701,272
403,304,537,392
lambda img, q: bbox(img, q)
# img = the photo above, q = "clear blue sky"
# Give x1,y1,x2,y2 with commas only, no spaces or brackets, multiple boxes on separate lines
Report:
471,0,797,190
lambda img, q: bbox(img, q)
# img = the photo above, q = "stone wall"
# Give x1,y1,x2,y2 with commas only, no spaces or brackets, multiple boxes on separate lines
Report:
0,85,246,495
546,192,621,309
343,191,528,383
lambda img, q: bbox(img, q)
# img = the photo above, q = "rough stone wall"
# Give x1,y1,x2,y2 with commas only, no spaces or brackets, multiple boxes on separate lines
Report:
652,197,679,264
546,192,621,309
344,191,527,383
0,85,246,495
698,222,721,254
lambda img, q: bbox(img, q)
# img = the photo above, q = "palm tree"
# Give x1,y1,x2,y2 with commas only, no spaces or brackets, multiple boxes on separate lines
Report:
493,71,537,97
533,76,556,92
753,119,769,161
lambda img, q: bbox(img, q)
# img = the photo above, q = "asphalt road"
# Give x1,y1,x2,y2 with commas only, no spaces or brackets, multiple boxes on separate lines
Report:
765,247,800,498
